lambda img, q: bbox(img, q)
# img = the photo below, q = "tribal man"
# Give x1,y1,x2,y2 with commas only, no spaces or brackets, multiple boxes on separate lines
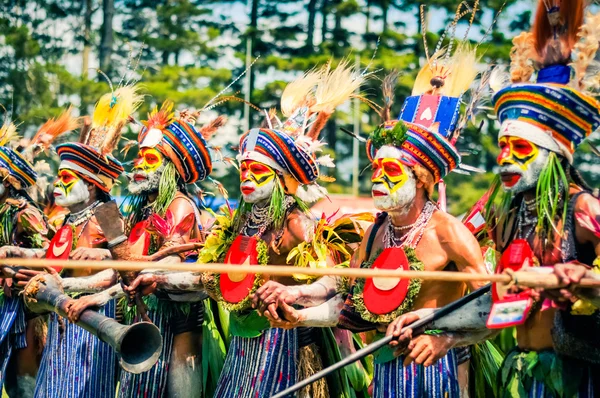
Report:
0,121,51,398
0,87,141,398
67,101,223,397
256,36,492,398
482,0,600,395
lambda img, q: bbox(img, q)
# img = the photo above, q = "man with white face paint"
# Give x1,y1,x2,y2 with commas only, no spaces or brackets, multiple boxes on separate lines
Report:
483,0,600,395
194,61,367,398
0,121,50,398
258,41,493,397
0,86,141,398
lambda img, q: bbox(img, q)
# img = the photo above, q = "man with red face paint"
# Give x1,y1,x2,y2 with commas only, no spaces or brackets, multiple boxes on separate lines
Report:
258,37,494,397
0,87,142,398
483,1,600,395
66,100,223,398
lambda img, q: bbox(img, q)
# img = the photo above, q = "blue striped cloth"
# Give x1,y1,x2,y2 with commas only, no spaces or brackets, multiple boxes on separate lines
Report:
527,377,595,398
213,328,298,398
0,296,27,390
118,306,174,398
372,348,460,398
34,299,117,398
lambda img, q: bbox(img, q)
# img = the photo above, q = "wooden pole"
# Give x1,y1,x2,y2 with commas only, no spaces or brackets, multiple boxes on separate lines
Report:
1,258,600,288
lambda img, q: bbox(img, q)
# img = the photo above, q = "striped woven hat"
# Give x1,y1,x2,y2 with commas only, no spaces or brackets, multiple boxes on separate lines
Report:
139,119,212,184
493,82,600,161
56,143,124,192
366,120,460,183
239,128,319,185
0,147,37,189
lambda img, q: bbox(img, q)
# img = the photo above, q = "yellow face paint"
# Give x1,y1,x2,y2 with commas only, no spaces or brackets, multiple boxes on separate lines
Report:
497,136,539,171
240,160,276,188
371,158,408,194
134,148,164,173
54,169,80,196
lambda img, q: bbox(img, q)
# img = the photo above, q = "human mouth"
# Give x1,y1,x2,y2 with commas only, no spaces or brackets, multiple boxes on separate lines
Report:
372,190,387,197
241,186,255,195
53,192,61,197
133,174,146,182
500,172,521,187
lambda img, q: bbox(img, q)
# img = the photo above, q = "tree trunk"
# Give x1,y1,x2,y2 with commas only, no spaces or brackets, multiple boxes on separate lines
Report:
320,0,328,44
98,0,114,76
248,0,259,101
365,0,371,34
326,119,337,150
81,0,92,113
382,1,389,34
162,51,170,65
304,0,317,52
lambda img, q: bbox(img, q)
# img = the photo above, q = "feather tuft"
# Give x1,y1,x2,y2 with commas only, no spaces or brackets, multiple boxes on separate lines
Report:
92,85,143,129
307,60,364,140
200,115,227,140
381,70,399,122
489,66,510,94
412,50,446,95
260,108,278,129
316,154,335,168
144,100,175,131
444,44,479,97
571,11,600,90
0,122,19,147
281,69,321,117
509,32,535,83
32,106,79,152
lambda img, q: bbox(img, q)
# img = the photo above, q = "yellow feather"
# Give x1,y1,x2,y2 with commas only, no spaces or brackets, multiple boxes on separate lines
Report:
281,68,321,117
412,50,446,95
310,59,364,115
0,122,19,147
443,44,479,97
92,85,143,128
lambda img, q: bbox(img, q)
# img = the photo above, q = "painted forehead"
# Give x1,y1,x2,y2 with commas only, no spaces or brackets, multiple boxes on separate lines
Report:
374,145,404,160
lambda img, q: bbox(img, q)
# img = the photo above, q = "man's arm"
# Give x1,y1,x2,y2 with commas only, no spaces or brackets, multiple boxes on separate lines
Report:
62,268,119,293
267,294,346,329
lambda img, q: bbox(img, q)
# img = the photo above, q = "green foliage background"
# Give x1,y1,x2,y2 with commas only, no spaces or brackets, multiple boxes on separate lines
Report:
0,0,598,215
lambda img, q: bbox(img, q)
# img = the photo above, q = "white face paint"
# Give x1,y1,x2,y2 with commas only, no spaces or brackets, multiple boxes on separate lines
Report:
240,160,277,204
371,146,417,214
497,136,550,194
54,178,90,208
127,162,165,195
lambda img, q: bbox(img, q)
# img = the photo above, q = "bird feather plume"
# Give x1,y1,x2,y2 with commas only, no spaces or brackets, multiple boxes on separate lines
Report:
444,44,480,97
281,69,321,117
307,60,364,140
489,66,510,94
571,11,600,90
509,32,535,83
0,122,18,146
32,106,79,151
92,85,143,129
99,120,126,156
412,50,446,95
144,100,175,131
381,70,399,122
260,108,278,129
200,115,227,140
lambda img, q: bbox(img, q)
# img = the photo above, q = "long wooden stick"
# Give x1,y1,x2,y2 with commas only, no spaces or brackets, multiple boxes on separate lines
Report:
271,285,492,398
1,258,600,288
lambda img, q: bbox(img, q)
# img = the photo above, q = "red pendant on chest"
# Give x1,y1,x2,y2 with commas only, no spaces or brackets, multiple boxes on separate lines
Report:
492,239,534,302
128,221,151,256
363,247,411,315
46,225,73,271
219,235,259,304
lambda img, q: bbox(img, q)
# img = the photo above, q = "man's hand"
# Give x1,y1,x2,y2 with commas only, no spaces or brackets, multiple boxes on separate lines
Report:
385,312,421,349
12,269,45,288
124,273,159,298
251,281,300,319
264,301,304,329
538,263,594,303
401,334,454,367
70,248,112,261
0,246,25,259
65,296,102,323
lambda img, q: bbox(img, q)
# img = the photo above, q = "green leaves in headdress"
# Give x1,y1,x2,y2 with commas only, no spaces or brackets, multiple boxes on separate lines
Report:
370,120,409,149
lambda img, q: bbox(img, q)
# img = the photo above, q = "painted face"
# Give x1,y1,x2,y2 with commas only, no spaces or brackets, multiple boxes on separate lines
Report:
128,148,165,195
371,156,416,213
497,136,549,194
240,160,276,203
53,169,90,207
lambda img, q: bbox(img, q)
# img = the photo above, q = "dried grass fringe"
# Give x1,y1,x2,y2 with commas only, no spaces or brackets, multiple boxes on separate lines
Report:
298,344,328,398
